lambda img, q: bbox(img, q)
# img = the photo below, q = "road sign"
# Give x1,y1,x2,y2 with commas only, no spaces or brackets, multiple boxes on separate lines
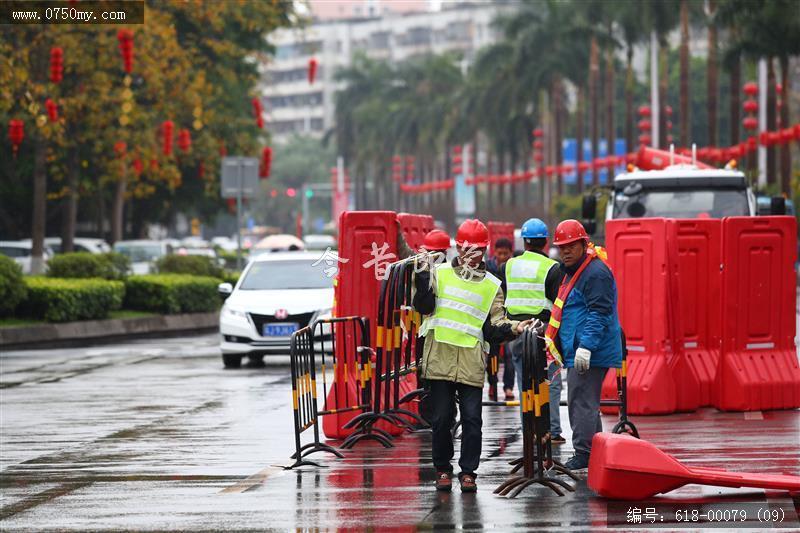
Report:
220,157,259,199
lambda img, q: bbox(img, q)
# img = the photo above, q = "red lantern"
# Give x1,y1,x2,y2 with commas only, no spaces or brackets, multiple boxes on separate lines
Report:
226,198,236,214
8,119,24,154
45,99,58,122
49,47,63,84
219,141,227,157
746,136,757,152
578,161,591,173
663,105,673,117
638,133,652,146
114,141,127,157
666,121,673,131
533,128,543,138
794,124,800,142
161,120,174,156
775,82,783,95
768,131,781,146
742,116,758,131
533,152,543,163
117,30,134,74
779,128,793,144
150,158,159,171
759,131,770,146
252,98,263,129
308,58,318,85
533,140,544,149
743,99,758,113
743,81,758,96
177,129,191,152
132,158,143,177
637,105,651,117
637,119,651,132
259,146,272,178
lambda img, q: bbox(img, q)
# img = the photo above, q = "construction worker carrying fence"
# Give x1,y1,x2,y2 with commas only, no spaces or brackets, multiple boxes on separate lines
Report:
413,219,532,493
504,218,566,444
546,219,622,472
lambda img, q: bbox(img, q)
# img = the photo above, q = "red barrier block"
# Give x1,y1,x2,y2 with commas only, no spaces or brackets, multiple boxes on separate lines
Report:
397,212,435,252
666,219,723,410
487,221,515,257
604,219,677,415
325,211,397,439
717,216,800,411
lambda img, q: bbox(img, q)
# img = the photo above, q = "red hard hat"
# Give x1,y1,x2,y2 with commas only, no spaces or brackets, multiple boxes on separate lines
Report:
553,219,589,246
455,219,489,248
423,229,450,252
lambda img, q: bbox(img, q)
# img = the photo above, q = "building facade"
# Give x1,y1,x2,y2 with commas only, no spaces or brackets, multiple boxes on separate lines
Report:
260,2,506,141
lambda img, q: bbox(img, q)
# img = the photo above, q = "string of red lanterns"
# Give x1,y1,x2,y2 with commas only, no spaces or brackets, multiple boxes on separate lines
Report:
308,58,318,85
161,120,174,156
117,30,134,74
259,146,272,178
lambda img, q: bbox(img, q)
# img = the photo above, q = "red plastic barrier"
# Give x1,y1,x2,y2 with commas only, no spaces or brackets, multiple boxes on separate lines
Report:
325,211,397,438
666,219,723,410
716,216,800,411
397,212,435,252
635,146,713,170
604,219,677,415
487,221,515,257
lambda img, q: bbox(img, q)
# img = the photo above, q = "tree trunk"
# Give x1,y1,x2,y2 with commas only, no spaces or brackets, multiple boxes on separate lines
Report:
679,0,690,147
111,167,127,245
779,55,791,196
605,33,615,177
61,151,78,253
730,54,741,146
706,0,718,147
625,52,634,155
30,139,47,275
576,85,585,192
554,79,564,196
589,36,600,186
659,42,669,148
766,58,776,186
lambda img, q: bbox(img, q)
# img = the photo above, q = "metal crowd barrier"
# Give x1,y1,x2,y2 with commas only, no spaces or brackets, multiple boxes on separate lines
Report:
495,329,578,498
287,316,372,468
342,256,429,449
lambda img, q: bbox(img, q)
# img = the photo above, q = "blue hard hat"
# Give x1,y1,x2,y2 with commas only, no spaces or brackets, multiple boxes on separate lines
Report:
521,218,548,239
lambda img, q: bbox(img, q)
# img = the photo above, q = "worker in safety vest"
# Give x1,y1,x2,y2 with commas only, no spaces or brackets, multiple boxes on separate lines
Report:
413,219,532,493
546,219,622,471
504,218,566,443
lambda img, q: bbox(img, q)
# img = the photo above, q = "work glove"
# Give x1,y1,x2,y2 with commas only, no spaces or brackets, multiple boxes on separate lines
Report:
531,318,546,334
575,347,591,374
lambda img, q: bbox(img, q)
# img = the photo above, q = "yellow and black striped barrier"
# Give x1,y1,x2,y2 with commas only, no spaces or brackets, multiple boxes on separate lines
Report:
287,316,372,469
494,329,578,498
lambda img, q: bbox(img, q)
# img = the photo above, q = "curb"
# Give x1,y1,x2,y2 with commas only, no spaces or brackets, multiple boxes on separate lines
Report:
0,312,219,350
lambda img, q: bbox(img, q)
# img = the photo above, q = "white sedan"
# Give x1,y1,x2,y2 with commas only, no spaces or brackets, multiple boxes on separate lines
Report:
218,251,335,368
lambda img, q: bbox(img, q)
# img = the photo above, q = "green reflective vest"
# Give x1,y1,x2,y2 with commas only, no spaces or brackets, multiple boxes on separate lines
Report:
421,264,501,348
504,251,558,316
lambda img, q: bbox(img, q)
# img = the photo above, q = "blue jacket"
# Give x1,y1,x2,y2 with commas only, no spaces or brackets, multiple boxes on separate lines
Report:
558,256,622,369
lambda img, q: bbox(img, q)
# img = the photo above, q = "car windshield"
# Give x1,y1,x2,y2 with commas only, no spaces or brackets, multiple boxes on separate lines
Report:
115,243,165,262
613,188,749,219
240,260,335,290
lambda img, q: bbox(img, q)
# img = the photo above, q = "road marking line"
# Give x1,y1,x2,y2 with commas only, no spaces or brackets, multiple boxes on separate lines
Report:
219,466,284,494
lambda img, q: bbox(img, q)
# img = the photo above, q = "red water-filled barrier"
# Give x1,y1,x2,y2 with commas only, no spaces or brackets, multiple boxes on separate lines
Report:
635,146,714,171
397,212,434,252
487,221,515,256
604,219,677,415
324,211,433,439
666,219,722,410
716,216,800,411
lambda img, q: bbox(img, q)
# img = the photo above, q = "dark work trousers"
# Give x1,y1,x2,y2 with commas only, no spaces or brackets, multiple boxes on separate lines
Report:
428,379,483,478
502,344,515,391
567,367,607,458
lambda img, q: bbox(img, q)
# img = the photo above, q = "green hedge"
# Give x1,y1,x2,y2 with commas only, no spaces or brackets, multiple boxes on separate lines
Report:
47,252,130,280
0,255,27,316
21,277,125,322
155,254,223,278
124,274,221,314
220,271,240,286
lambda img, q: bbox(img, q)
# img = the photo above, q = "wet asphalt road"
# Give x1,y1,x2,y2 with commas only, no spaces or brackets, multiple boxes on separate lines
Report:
2,333,799,531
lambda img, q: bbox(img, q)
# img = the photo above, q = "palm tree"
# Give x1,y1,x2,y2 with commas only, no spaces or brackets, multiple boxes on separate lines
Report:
706,0,719,147
615,1,645,154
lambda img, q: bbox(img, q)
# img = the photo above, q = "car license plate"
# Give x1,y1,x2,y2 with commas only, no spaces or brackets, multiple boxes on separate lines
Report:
263,322,298,337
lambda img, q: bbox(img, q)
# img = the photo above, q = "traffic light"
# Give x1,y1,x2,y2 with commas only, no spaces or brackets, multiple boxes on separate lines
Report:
286,188,296,198
305,188,314,199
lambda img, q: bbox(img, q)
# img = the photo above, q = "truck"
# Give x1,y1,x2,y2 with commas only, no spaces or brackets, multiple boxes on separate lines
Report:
580,147,788,234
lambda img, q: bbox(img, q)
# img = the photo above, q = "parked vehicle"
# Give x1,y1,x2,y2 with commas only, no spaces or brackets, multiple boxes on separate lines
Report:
218,251,335,368
0,241,54,273
113,240,173,274
20,237,111,254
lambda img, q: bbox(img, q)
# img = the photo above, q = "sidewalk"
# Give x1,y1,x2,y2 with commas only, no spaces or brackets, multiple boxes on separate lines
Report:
0,312,219,350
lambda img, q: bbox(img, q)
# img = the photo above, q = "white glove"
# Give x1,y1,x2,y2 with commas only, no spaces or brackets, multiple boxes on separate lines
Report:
575,347,591,373
531,319,545,334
